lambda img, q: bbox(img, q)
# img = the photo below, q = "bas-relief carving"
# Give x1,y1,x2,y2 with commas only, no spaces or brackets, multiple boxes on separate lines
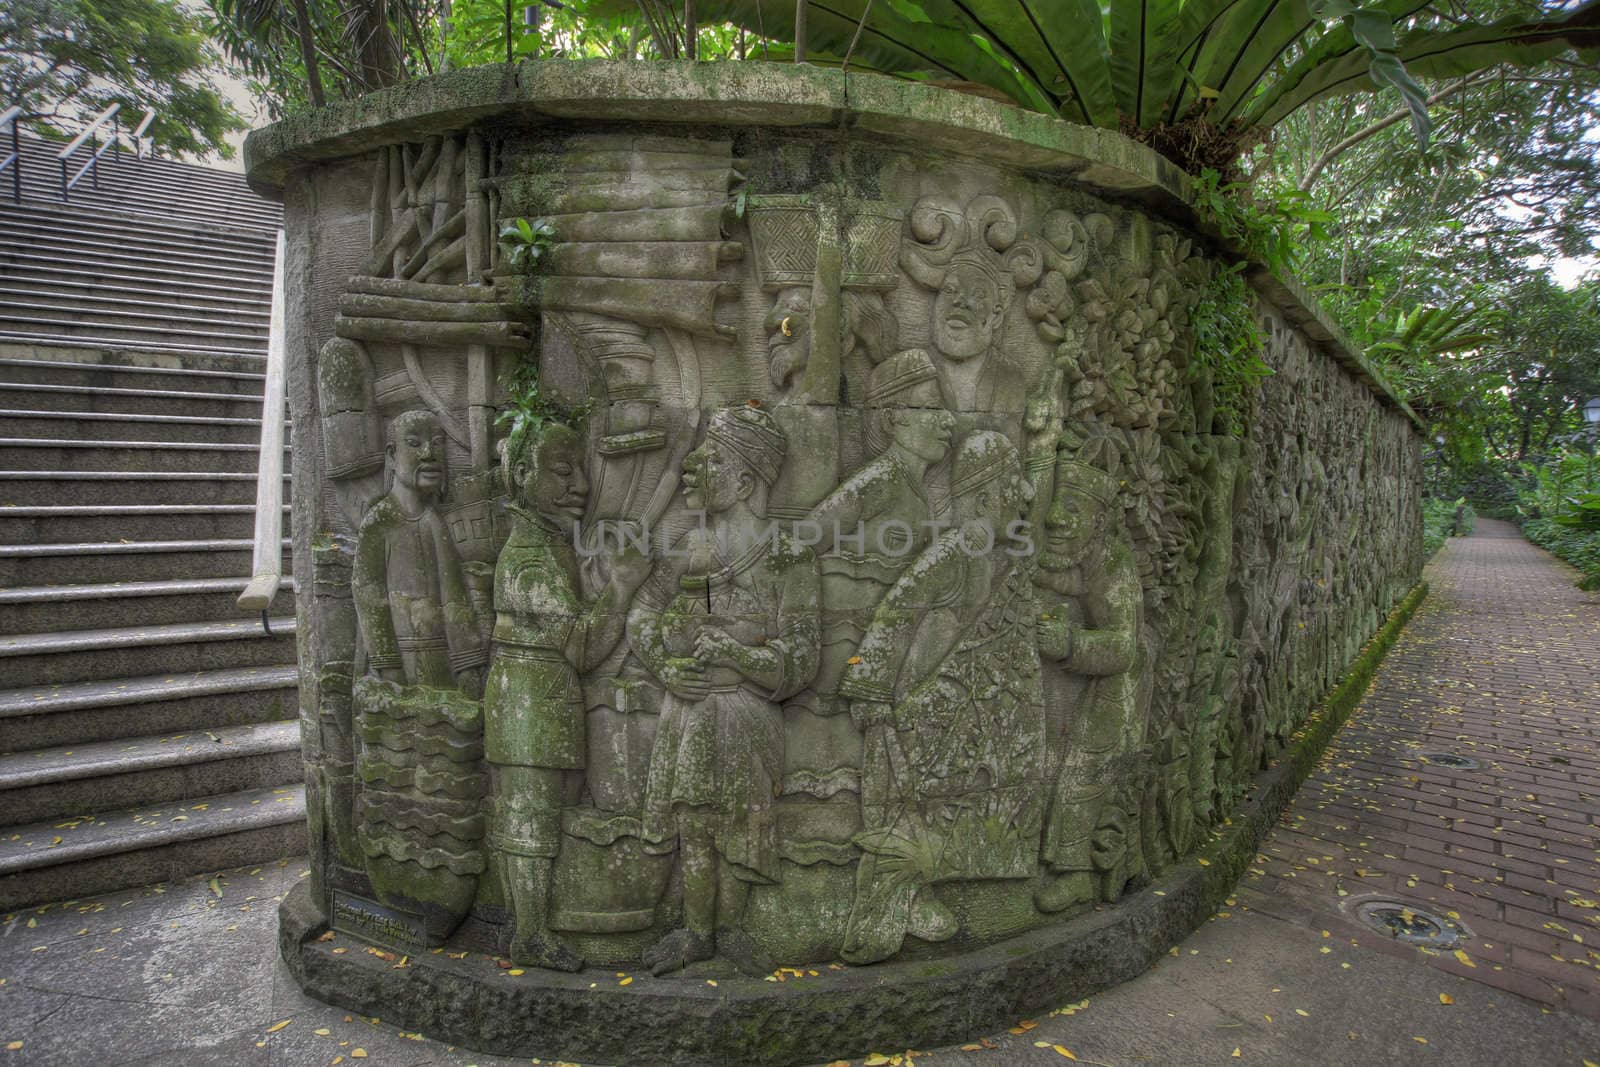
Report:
303,127,1424,972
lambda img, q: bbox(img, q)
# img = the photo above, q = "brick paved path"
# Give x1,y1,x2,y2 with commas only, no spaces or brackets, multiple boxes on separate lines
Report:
1248,516,1600,1017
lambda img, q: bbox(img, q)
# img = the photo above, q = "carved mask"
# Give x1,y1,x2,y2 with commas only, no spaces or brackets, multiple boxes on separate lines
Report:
390,412,446,498
934,262,1004,361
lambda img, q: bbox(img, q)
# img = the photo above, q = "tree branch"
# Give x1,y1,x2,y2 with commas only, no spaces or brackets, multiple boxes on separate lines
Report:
1299,72,1496,193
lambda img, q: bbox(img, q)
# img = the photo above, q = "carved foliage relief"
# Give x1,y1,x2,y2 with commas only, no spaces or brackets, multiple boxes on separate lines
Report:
288,127,1423,970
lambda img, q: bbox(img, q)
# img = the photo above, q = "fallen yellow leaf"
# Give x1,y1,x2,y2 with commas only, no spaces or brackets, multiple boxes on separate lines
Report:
1438,993,1453,1005
1052,1046,1076,1060
6,1042,23,1051
1294,1009,1309,1017
314,1028,331,1036
265,1020,292,1034
1453,949,1476,968
1232,1050,1241,1059
351,1051,368,1059
864,1055,892,1066
508,969,525,976
620,977,634,986
1413,1037,1428,1045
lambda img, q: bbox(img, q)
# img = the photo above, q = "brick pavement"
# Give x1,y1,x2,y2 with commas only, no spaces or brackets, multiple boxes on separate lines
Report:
1245,517,1600,1018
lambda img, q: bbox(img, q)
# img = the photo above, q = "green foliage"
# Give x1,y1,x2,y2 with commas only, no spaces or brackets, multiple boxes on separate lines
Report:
497,217,557,274
1191,168,1334,276
1516,449,1600,590
1187,261,1272,437
694,0,1600,175
1,0,246,158
497,339,592,473
204,0,439,116
1421,495,1473,558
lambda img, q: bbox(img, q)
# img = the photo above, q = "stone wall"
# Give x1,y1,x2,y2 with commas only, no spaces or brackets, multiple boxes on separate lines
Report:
252,62,1422,981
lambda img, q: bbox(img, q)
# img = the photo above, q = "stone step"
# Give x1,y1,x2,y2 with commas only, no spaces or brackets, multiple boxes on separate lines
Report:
0,782,305,912
0,212,276,263
0,382,266,418
0,306,269,352
0,719,302,825
0,575,296,634
0,200,277,252
0,205,275,260
0,284,271,326
0,409,278,446
0,471,286,507
0,293,271,339
0,438,284,473
0,330,268,360
0,354,266,394
0,243,274,291
0,250,272,300
0,260,273,307
0,504,290,545
0,616,296,687
0,665,300,749
0,538,287,585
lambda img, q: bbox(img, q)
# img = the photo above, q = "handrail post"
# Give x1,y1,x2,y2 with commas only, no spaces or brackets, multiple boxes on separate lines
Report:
113,112,120,162
239,230,289,619
0,107,20,203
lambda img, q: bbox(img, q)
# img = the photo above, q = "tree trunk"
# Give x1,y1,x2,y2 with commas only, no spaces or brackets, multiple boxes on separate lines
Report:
290,0,327,107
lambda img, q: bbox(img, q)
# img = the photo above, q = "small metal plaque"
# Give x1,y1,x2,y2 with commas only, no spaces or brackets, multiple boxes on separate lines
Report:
330,889,427,951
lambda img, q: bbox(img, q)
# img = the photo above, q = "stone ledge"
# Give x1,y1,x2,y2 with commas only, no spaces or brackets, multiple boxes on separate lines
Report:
277,579,1430,1066
243,60,1419,424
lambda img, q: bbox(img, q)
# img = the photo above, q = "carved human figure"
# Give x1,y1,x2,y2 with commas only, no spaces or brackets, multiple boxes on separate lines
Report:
764,286,813,390
1033,447,1145,912
836,431,1044,964
353,409,485,692
349,409,489,939
901,196,1041,414
484,422,651,971
798,349,956,717
627,406,820,976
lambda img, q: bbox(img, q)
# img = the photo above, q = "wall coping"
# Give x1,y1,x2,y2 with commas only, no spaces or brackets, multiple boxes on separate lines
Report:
243,60,1421,427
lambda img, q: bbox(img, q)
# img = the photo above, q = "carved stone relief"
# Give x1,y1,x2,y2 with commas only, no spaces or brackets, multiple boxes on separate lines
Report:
291,123,1423,976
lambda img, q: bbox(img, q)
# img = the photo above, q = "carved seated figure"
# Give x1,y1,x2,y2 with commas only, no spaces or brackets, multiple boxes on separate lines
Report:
837,430,1045,964
484,421,651,971
627,405,820,976
1034,443,1144,913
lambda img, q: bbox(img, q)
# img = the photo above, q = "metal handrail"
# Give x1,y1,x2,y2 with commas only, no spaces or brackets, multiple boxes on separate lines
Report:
58,102,120,200
0,106,21,203
238,229,288,630
131,112,155,160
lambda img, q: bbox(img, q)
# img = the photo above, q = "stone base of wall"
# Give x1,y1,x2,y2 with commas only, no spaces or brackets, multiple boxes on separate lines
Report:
277,581,1429,1065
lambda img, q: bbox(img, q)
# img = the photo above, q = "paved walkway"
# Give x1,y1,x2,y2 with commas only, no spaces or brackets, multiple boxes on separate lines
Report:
2,519,1598,1065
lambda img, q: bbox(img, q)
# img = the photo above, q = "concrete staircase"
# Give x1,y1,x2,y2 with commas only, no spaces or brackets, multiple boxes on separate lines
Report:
0,136,305,910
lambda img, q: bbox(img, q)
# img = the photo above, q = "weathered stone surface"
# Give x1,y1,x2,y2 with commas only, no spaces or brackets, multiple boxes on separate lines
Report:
253,60,1426,1058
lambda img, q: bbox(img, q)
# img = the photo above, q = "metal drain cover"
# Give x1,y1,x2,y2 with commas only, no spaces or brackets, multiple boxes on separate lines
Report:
1418,752,1480,769
1354,900,1468,948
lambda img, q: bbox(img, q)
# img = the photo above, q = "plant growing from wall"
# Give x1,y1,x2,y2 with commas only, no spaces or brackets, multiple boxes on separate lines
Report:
1187,261,1270,437
498,217,557,273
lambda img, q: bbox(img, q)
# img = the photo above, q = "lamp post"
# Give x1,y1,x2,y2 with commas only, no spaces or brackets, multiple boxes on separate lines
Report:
1584,396,1600,431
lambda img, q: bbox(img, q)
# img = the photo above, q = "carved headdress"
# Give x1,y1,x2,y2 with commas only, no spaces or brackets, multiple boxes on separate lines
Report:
705,404,787,487
950,430,1022,499
900,194,1044,304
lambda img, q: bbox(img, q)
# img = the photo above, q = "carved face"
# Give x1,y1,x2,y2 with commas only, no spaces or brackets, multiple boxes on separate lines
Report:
933,263,1003,361
681,437,750,515
764,287,812,388
523,425,588,532
1046,487,1105,565
390,414,446,497
888,400,956,466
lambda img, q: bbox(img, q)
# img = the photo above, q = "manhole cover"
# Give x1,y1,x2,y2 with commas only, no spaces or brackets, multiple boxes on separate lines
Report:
1353,900,1468,948
1418,751,1480,769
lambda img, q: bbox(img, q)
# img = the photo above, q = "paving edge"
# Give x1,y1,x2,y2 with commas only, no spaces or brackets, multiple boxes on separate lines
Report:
277,579,1430,1066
